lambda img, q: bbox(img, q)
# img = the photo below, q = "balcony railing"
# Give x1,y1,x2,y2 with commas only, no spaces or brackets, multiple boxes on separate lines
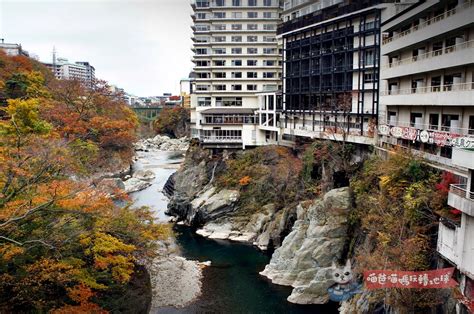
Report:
384,40,474,69
380,119,474,136
382,1,474,45
202,115,258,125
381,82,473,96
450,184,474,200
201,136,242,143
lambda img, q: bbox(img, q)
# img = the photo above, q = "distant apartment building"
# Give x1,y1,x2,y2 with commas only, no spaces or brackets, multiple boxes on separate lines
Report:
180,76,195,108
189,0,282,149
43,57,95,87
0,39,29,57
269,0,416,146
376,1,474,312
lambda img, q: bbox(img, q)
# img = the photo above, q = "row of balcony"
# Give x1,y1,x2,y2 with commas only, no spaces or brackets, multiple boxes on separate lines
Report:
382,1,473,45
191,0,280,9
382,1,474,55
380,119,473,137
381,82,473,96
201,114,258,124
384,40,474,69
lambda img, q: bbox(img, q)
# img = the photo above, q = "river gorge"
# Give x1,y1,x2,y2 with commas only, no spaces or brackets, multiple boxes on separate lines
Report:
129,144,339,313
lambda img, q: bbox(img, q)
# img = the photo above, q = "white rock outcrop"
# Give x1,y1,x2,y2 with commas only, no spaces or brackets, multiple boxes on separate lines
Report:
134,135,189,152
260,187,351,304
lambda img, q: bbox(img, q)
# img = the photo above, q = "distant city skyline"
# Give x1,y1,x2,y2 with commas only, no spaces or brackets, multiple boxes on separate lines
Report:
0,0,193,96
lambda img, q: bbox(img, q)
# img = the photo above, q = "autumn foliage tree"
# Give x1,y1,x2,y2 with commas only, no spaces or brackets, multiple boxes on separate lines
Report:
153,106,189,138
348,152,452,312
0,50,170,312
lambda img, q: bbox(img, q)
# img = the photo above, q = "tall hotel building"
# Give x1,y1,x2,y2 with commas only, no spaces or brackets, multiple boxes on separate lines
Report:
262,0,414,145
190,0,282,149
376,1,474,310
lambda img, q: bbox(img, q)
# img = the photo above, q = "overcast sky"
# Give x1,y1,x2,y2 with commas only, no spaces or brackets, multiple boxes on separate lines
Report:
0,0,193,96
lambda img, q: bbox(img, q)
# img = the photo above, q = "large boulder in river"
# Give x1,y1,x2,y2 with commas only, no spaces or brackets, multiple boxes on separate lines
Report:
133,169,156,181
260,187,351,304
123,178,152,193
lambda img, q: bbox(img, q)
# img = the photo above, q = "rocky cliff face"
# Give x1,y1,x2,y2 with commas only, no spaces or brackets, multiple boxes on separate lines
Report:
165,145,299,250
260,187,351,304
165,145,353,305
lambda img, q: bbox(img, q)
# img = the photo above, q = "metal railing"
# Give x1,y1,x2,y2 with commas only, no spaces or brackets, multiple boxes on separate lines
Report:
385,40,474,69
382,1,474,45
381,82,473,96
379,119,474,136
450,184,474,200
200,136,242,142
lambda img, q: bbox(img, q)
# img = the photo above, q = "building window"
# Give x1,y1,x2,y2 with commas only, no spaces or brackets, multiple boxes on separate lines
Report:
247,60,257,66
441,114,459,132
248,0,257,6
214,24,226,30
232,24,242,30
247,36,258,42
247,12,258,18
247,47,258,54
214,72,226,78
216,97,242,106
196,24,210,31
196,13,207,19
213,48,226,54
263,36,276,42
196,48,208,55
232,84,242,90
410,113,422,127
213,12,226,18
213,36,226,42
196,85,210,91
231,72,242,78
263,60,275,66
214,0,225,6
263,48,276,54
469,116,474,135
232,48,242,54
214,85,227,91
231,36,242,42
247,84,257,90
263,0,273,6
247,72,257,78
196,0,210,7
232,0,241,5
214,60,226,66
247,23,258,30
232,60,242,66
429,114,439,130
364,72,375,83
263,12,273,18
263,72,275,78
232,12,242,18
263,24,275,30
197,97,211,106
364,49,375,66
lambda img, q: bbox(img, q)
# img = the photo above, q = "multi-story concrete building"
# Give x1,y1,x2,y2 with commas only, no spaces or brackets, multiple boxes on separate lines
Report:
269,0,419,146
376,1,474,312
0,39,29,57
189,0,282,148
378,0,474,172
44,57,95,87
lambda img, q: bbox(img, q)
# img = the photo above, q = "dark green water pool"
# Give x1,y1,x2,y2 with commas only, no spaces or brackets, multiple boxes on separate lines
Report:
159,225,339,314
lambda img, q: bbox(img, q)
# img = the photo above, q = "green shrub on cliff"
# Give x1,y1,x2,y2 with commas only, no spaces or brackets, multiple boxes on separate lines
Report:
217,146,304,213
349,152,452,311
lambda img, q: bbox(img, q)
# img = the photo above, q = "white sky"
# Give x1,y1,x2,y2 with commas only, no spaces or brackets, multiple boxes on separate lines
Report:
0,0,194,96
